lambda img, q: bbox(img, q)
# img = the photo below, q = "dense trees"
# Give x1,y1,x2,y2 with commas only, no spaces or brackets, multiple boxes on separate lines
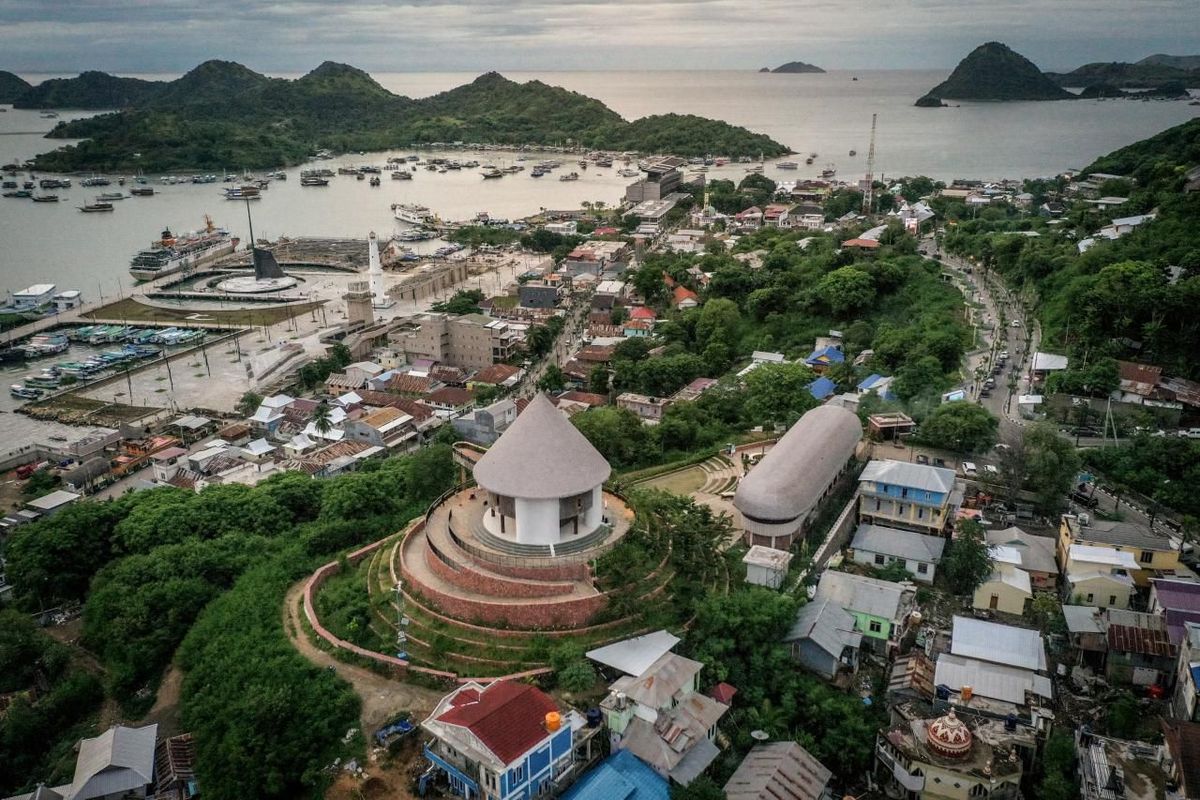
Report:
916,402,999,453
743,362,818,427
942,520,994,594
815,267,876,316
1087,435,1200,519
430,288,485,315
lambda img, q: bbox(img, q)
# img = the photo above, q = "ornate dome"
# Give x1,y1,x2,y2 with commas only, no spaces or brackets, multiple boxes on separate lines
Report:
927,710,973,759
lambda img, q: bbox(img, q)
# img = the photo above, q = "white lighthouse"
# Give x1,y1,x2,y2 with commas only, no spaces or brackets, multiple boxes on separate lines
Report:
367,231,394,309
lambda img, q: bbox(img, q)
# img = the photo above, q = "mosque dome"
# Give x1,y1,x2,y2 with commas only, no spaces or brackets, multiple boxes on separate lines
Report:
927,710,973,759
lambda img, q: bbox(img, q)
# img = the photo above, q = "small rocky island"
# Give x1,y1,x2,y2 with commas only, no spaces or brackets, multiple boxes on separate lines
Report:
915,41,1074,105
766,60,826,74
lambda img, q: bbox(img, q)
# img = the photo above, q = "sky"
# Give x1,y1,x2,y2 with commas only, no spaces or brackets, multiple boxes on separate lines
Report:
2,0,1197,75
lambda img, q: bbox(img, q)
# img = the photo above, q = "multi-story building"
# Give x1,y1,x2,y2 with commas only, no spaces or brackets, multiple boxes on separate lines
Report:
857,459,959,536
421,680,576,800
392,312,522,372
1057,514,1180,587
876,704,1029,800
1173,621,1200,721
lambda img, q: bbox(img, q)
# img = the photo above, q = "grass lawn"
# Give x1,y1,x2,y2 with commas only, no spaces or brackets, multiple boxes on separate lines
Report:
643,466,708,496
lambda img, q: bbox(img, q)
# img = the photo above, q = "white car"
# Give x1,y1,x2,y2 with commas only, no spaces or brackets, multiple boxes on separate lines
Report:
1011,320,1021,327
961,461,978,476
983,465,1000,477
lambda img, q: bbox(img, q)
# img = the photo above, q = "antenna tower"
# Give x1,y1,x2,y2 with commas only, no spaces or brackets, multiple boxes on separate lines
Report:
862,113,877,215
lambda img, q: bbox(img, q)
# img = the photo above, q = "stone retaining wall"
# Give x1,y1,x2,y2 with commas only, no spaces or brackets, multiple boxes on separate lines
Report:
424,543,575,599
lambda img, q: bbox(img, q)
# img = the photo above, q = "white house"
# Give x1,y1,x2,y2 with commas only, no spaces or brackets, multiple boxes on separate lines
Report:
849,523,945,583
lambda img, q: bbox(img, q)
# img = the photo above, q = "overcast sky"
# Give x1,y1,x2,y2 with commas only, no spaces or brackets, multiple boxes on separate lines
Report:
3,0,1197,75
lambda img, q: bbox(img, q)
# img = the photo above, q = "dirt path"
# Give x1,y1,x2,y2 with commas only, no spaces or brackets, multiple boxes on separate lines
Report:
282,578,442,735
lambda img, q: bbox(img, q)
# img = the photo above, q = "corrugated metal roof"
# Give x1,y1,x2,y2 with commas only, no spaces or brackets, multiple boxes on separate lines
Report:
1062,605,1105,635
561,750,667,800
585,631,680,677
817,571,909,621
724,741,832,800
1106,610,1176,658
852,523,946,563
934,653,1052,705
985,528,1058,575
67,724,158,800
859,459,956,494
951,616,1047,672
784,596,862,659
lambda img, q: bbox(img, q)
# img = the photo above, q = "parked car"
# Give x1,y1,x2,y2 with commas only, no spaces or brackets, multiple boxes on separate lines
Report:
961,461,978,477
1070,489,1099,509
933,457,947,468
1011,320,1022,327
983,464,1000,477
915,454,930,465
1179,428,1200,439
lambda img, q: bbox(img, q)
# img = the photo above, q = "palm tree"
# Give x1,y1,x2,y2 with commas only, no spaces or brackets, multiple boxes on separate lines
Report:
312,400,333,437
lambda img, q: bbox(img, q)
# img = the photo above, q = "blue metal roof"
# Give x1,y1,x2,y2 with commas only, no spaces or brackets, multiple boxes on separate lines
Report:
805,345,845,365
857,373,883,391
807,376,837,400
561,750,668,800
1191,664,1200,688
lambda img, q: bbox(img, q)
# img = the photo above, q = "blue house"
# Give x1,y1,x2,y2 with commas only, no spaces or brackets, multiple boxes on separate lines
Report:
807,376,837,401
421,680,575,800
804,345,844,374
857,458,959,536
561,750,668,800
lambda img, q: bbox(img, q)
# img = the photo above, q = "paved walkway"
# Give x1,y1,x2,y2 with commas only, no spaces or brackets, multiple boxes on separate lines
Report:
282,578,441,733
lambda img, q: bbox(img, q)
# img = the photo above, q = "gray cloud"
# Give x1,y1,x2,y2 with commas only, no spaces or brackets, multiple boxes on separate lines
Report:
2,0,1196,74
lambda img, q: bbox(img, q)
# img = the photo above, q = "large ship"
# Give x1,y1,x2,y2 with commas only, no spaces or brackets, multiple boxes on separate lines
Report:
391,203,434,226
128,216,239,282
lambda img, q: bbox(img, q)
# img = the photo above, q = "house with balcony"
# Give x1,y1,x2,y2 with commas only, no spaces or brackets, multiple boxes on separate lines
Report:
1057,514,1180,588
857,459,959,537
984,527,1058,590
598,646,729,786
420,680,576,800
1172,622,1200,722
875,703,1029,800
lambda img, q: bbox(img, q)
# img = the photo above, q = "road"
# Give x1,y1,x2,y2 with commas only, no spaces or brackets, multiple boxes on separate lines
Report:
919,237,1037,439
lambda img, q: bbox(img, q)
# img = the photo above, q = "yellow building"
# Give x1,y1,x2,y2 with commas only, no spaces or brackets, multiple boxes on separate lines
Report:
1057,514,1180,588
857,459,960,537
973,564,1033,615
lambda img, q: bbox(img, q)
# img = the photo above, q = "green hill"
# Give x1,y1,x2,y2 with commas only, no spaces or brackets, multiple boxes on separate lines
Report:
29,61,788,171
770,61,825,74
1047,60,1197,89
917,42,1074,103
13,71,164,109
0,71,32,103
1137,54,1200,71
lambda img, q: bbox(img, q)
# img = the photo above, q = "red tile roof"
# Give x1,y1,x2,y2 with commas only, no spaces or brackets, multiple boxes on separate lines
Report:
628,306,657,321
710,682,738,705
471,363,522,385
673,286,699,305
437,681,559,765
559,390,608,407
423,387,475,407
842,238,881,249
387,374,437,395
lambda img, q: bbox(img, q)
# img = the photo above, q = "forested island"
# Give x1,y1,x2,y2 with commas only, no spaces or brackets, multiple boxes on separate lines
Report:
765,60,825,74
1046,54,1200,89
18,61,790,171
916,41,1074,105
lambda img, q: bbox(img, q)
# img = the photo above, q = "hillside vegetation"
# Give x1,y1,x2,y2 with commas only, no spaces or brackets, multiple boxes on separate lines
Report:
941,116,1200,380
1047,59,1199,89
917,42,1074,103
0,70,32,103
23,61,789,171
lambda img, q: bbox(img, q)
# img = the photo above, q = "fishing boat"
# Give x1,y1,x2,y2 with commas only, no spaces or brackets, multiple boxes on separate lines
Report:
40,111,59,119
222,185,260,200
805,156,815,165
617,168,639,178
80,176,111,187
0,346,27,365
78,202,114,213
23,373,62,389
5,190,32,198
300,173,330,187
97,191,126,201
392,203,434,225
32,194,59,202
776,161,799,170
10,385,42,400
391,170,413,180
128,217,239,281
480,166,503,180
849,149,857,156
530,168,547,178
559,172,580,182
369,176,381,187
820,165,837,179
23,333,69,358
130,186,155,196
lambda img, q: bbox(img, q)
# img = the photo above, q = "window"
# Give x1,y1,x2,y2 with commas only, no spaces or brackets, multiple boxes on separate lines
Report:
875,554,886,565
917,563,929,574
917,507,925,520
1140,550,1154,564
901,487,909,498
1086,593,1094,603
511,765,526,785
875,498,882,512
1109,595,1118,606
869,620,883,633
898,504,907,516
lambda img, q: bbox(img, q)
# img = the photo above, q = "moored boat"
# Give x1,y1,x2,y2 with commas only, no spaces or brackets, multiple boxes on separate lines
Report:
78,202,114,213
128,216,239,282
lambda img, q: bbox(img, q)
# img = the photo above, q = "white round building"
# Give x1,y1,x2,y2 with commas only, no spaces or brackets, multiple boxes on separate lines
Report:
472,393,612,546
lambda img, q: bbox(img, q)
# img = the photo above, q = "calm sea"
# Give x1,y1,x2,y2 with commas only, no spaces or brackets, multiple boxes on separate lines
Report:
1,69,1197,299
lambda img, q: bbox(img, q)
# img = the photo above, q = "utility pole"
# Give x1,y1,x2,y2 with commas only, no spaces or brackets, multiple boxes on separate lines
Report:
862,113,877,216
